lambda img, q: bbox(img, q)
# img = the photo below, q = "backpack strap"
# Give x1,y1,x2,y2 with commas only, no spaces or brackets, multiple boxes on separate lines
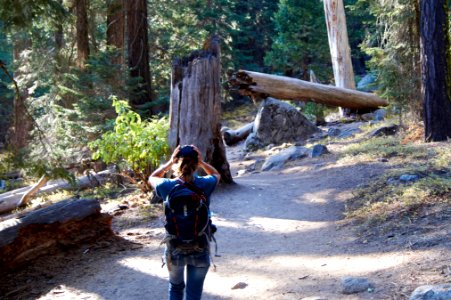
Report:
175,179,207,202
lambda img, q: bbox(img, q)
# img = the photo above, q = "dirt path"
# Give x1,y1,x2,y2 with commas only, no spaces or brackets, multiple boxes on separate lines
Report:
4,145,448,300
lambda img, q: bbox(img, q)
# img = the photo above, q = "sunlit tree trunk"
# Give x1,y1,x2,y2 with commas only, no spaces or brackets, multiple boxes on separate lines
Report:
323,0,356,116
75,0,90,69
420,0,451,141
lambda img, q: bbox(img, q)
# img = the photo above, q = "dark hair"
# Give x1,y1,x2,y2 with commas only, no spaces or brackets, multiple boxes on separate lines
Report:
174,145,199,182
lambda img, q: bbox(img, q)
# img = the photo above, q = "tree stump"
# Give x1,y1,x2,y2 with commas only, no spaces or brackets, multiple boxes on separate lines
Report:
169,36,233,183
0,198,113,270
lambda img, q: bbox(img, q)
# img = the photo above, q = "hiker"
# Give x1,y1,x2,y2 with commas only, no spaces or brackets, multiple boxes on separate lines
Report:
149,144,220,300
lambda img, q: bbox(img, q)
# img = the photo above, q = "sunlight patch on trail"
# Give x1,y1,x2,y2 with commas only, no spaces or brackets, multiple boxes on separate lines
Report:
271,252,409,275
118,256,168,279
248,216,329,233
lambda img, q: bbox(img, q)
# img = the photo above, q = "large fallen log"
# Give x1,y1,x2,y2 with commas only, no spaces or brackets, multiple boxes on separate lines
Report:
0,198,113,270
229,70,388,110
222,122,254,146
0,170,112,215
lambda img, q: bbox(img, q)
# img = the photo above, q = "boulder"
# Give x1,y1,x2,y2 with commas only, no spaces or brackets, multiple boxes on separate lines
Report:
261,146,309,171
249,98,318,150
341,277,374,294
409,284,451,300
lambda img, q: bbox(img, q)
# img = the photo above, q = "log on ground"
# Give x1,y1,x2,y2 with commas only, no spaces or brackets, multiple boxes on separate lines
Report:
222,122,254,146
0,170,112,215
0,198,113,270
229,70,388,110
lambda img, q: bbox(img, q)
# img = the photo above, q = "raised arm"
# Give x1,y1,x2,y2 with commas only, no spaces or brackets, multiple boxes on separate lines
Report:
148,146,179,189
193,146,221,184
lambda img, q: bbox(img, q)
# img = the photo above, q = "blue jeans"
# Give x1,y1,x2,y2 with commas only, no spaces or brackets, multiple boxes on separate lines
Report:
167,251,210,300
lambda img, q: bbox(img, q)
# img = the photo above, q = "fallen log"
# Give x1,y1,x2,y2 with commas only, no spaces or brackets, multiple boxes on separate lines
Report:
0,198,113,270
0,170,112,215
222,122,254,146
229,70,388,110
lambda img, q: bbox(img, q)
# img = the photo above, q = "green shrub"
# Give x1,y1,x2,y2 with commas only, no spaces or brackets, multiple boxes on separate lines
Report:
89,98,170,192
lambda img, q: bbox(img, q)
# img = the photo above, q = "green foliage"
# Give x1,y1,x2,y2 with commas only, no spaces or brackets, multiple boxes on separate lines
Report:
354,0,422,119
89,99,170,192
264,0,331,80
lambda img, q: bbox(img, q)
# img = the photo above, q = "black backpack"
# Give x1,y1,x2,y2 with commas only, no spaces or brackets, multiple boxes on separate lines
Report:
164,180,211,246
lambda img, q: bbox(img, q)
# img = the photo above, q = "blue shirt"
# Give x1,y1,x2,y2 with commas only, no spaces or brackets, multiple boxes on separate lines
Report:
155,175,218,206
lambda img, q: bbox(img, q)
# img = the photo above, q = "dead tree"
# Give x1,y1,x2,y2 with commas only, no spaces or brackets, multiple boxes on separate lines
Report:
169,36,233,183
323,0,357,116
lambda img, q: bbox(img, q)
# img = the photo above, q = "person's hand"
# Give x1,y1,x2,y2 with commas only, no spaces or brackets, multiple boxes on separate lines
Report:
170,145,181,163
192,145,203,162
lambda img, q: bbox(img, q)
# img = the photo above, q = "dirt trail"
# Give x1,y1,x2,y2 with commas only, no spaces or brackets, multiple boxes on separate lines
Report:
4,145,448,300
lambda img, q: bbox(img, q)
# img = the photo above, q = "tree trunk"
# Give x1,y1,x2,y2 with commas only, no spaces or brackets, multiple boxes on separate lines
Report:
126,0,153,110
8,39,33,152
107,0,125,66
169,36,233,183
420,0,451,141
229,70,388,110
0,198,113,270
222,122,254,146
323,0,356,116
75,0,90,69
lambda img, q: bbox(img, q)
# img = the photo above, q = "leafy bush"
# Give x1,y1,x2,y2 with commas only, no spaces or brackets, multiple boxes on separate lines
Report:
89,98,170,192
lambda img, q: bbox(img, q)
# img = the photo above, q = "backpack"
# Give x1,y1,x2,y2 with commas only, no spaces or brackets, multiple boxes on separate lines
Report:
163,179,212,248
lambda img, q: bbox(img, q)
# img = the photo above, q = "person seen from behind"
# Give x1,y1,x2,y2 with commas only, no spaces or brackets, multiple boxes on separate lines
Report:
149,145,220,300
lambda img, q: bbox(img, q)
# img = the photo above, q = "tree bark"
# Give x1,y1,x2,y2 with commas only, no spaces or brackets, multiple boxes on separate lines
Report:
75,0,90,69
229,70,388,110
222,122,254,146
0,198,113,270
420,0,451,141
126,0,153,110
7,39,33,151
323,0,356,116
169,36,233,183
107,0,125,66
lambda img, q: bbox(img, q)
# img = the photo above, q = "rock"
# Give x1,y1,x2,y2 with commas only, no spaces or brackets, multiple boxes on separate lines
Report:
250,97,318,150
374,108,387,121
399,174,420,182
409,284,451,300
310,144,329,158
244,132,264,151
231,282,248,290
261,146,309,171
328,128,341,137
361,112,375,121
300,297,328,300
341,277,374,294
357,73,378,92
369,124,399,137
387,178,400,185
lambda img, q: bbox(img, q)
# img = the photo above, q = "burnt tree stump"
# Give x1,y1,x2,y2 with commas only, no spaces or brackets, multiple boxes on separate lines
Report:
0,198,113,270
169,36,233,183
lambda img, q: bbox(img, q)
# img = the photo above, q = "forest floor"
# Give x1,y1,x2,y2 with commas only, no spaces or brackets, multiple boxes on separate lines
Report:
1,120,450,300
